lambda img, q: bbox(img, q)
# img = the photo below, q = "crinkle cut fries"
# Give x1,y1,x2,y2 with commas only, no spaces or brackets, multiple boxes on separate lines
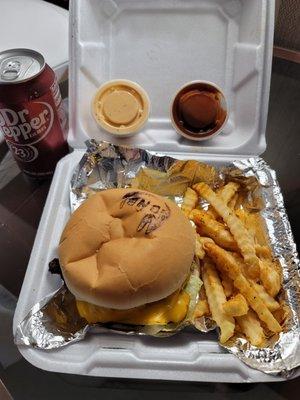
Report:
182,182,285,347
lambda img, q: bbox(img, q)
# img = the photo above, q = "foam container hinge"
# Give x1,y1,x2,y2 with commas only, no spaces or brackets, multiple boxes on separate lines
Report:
13,0,282,382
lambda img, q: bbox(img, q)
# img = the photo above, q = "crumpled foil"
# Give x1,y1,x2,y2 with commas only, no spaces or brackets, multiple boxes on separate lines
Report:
15,140,300,377
221,158,300,377
15,266,200,349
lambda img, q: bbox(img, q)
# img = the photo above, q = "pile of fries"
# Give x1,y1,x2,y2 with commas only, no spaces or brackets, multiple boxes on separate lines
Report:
182,181,287,347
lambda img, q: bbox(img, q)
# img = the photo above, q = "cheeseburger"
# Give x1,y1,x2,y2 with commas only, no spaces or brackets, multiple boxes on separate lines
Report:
59,188,197,326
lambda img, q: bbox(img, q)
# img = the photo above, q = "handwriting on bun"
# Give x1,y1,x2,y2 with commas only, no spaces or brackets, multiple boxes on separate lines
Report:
120,191,171,234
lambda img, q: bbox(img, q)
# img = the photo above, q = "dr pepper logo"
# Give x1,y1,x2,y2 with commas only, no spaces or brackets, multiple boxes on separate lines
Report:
0,101,54,145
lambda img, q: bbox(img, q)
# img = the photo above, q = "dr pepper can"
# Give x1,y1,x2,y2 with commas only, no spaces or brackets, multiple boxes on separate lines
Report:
0,49,69,177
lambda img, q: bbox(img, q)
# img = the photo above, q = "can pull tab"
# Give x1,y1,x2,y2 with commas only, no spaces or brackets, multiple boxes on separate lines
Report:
1,59,21,81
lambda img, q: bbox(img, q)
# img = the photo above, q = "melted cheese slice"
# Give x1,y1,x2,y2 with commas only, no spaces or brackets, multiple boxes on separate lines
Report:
76,290,190,325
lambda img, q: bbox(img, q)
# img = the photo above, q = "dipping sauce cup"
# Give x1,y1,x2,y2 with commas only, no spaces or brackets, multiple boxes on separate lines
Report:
92,79,150,137
171,81,228,141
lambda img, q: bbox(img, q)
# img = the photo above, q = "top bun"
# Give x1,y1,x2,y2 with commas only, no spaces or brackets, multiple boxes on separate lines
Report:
59,188,195,309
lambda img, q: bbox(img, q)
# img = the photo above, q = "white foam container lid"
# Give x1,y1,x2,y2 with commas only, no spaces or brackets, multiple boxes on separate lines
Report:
69,0,273,159
14,0,291,382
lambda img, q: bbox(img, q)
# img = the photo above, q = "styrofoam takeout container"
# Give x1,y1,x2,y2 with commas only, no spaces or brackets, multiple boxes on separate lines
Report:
14,0,295,383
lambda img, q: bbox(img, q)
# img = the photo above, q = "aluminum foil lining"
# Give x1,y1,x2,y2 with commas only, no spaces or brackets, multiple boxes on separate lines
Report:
15,140,300,377
15,266,201,348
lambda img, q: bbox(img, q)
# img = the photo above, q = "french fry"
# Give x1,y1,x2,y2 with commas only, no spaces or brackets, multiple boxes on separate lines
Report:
227,193,238,210
181,187,198,217
194,281,211,318
234,274,281,333
271,258,283,277
223,294,248,317
194,299,210,318
219,271,234,297
207,182,240,219
231,253,281,310
235,209,259,250
195,234,206,260
247,212,270,247
236,310,266,347
190,209,237,251
255,244,272,260
218,182,240,204
193,183,260,278
250,281,280,312
231,252,252,278
204,242,282,333
202,259,235,343
260,259,281,297
236,209,272,251
198,236,214,246
272,302,290,325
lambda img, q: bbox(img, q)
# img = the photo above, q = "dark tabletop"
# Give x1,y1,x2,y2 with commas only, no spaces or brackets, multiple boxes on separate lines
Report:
0,57,299,399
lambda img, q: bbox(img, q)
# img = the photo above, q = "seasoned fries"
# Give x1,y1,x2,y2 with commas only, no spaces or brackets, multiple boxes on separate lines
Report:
260,259,281,297
230,252,281,300
194,282,211,319
227,193,238,210
223,294,248,317
250,281,280,312
132,158,287,352
237,310,266,347
218,182,240,204
220,271,233,297
190,209,237,251
255,244,272,259
195,234,205,260
181,188,198,217
235,274,281,333
204,242,282,333
207,182,239,219
236,209,269,247
175,167,286,349
202,259,235,343
193,182,260,279
198,236,214,246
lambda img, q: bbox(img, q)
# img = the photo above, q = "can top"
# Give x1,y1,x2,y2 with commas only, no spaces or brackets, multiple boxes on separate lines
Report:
0,49,45,84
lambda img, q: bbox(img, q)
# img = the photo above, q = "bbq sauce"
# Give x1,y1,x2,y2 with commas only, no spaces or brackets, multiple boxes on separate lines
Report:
172,82,227,139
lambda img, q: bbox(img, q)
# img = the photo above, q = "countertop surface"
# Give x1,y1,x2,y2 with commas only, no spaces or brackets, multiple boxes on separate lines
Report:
0,57,299,399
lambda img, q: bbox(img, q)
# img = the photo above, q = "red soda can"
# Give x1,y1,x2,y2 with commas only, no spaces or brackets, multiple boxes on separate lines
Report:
0,49,69,177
